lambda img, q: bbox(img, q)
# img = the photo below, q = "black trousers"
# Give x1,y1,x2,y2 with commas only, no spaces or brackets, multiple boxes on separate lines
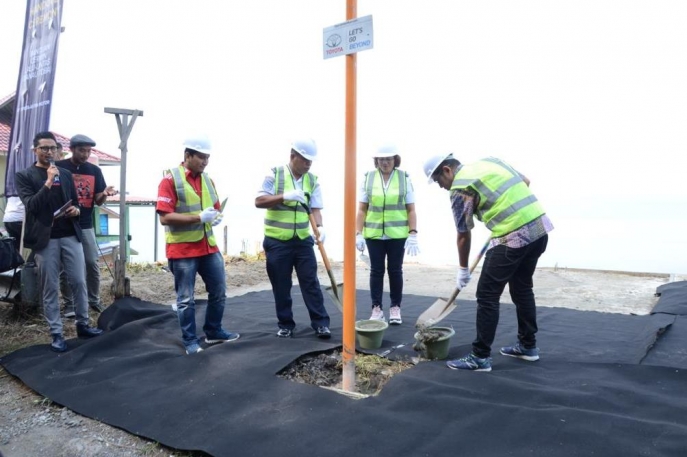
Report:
263,236,330,331
366,238,406,309
472,235,548,358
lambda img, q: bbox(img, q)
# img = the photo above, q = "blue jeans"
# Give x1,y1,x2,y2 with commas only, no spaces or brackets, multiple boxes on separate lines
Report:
168,252,226,347
263,236,330,330
472,235,548,358
366,238,406,309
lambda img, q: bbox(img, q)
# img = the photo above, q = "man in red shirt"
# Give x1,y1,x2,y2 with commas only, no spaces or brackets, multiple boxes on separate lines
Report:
156,135,239,354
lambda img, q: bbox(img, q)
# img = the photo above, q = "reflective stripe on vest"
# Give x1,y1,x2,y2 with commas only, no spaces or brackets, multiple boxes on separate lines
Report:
165,166,218,245
362,169,409,239
264,166,316,240
451,158,545,237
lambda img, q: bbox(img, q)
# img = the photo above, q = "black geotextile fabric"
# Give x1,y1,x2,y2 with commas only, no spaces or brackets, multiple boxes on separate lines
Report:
653,280,687,315
3,287,687,457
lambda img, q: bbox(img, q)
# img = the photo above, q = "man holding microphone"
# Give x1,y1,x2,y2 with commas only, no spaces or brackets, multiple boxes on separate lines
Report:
15,131,103,352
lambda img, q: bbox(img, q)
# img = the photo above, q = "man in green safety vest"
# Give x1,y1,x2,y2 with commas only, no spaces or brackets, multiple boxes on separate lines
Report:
255,138,331,339
423,153,553,372
157,134,240,354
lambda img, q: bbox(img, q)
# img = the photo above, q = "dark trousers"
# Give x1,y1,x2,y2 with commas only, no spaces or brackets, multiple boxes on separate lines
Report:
263,236,330,330
366,238,406,309
472,235,548,358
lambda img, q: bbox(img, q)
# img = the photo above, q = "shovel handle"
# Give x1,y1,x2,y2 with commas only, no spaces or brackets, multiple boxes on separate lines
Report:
444,237,491,307
469,237,490,273
311,216,334,271
300,200,335,272
302,201,342,308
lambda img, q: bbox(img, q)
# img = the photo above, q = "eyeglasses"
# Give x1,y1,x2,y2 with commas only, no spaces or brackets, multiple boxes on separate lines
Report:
376,157,394,162
36,146,58,152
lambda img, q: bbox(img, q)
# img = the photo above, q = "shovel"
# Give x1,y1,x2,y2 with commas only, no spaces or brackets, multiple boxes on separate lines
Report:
415,237,491,329
300,201,343,312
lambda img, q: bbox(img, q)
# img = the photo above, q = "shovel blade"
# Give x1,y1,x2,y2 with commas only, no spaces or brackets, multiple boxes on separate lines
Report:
416,297,457,328
323,282,344,312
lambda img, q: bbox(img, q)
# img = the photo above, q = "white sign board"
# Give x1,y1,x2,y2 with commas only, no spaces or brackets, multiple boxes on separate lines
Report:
323,15,374,60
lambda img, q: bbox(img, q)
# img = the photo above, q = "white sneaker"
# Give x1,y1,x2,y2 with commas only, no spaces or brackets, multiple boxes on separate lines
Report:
370,306,385,321
389,306,402,325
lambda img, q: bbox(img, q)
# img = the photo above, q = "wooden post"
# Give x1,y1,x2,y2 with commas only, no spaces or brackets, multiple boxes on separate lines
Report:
104,107,143,298
153,210,159,262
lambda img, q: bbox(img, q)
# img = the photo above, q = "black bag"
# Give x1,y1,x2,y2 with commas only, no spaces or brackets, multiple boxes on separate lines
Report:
0,237,25,272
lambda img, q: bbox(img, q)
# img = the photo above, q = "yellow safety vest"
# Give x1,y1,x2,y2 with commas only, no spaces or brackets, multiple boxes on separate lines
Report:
264,166,316,240
362,169,409,239
451,158,545,237
165,166,219,245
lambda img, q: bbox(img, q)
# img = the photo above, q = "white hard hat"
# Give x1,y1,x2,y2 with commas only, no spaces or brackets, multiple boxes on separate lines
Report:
373,143,399,158
291,138,317,160
183,134,212,154
423,152,454,183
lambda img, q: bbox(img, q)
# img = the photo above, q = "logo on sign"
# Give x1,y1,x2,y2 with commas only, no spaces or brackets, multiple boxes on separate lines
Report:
325,34,342,48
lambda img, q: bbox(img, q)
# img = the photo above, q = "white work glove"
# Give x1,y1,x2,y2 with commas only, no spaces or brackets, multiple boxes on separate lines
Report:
456,267,471,290
355,234,366,252
199,207,219,224
315,226,326,244
283,189,306,204
405,234,420,256
211,213,224,227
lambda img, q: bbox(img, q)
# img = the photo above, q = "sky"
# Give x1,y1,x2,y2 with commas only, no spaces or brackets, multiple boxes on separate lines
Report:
1,0,686,274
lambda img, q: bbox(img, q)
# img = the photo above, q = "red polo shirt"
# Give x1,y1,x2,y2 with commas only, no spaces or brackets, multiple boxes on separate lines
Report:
156,165,221,259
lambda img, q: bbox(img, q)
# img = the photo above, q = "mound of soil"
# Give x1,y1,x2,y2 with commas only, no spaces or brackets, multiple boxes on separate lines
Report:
278,350,414,396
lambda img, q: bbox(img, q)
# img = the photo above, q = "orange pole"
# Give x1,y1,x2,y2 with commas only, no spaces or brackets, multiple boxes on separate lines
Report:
341,0,357,392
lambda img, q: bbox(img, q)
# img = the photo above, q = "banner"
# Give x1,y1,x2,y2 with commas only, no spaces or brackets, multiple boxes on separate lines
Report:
4,0,63,196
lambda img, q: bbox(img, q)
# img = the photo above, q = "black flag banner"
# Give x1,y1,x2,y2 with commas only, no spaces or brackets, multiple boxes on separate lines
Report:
4,0,64,196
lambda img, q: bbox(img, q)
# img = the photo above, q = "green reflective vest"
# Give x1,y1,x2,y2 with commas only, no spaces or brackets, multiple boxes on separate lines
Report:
362,169,410,239
451,158,545,237
264,166,316,240
165,166,219,246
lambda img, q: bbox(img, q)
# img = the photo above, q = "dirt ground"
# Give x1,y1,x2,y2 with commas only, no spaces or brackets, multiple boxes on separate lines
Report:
0,256,681,457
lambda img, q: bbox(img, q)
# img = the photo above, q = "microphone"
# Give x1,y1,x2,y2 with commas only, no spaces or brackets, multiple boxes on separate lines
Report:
48,159,60,184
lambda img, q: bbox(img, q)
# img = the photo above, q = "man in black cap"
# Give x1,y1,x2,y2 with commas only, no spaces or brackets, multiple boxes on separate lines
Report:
57,134,118,315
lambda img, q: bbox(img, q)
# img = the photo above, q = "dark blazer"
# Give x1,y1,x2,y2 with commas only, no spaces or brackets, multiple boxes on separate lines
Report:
15,164,82,251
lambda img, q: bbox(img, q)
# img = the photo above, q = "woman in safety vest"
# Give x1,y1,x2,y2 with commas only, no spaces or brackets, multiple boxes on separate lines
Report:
355,144,419,325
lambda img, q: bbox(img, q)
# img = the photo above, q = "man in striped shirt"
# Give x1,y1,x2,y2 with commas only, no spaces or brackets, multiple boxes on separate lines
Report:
424,153,553,372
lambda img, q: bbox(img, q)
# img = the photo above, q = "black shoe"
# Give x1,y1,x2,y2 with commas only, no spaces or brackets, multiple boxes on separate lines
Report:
51,334,67,353
76,324,104,338
89,302,106,313
316,326,331,339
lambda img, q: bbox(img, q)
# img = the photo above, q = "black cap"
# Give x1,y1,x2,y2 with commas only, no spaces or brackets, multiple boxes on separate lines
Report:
69,134,96,148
